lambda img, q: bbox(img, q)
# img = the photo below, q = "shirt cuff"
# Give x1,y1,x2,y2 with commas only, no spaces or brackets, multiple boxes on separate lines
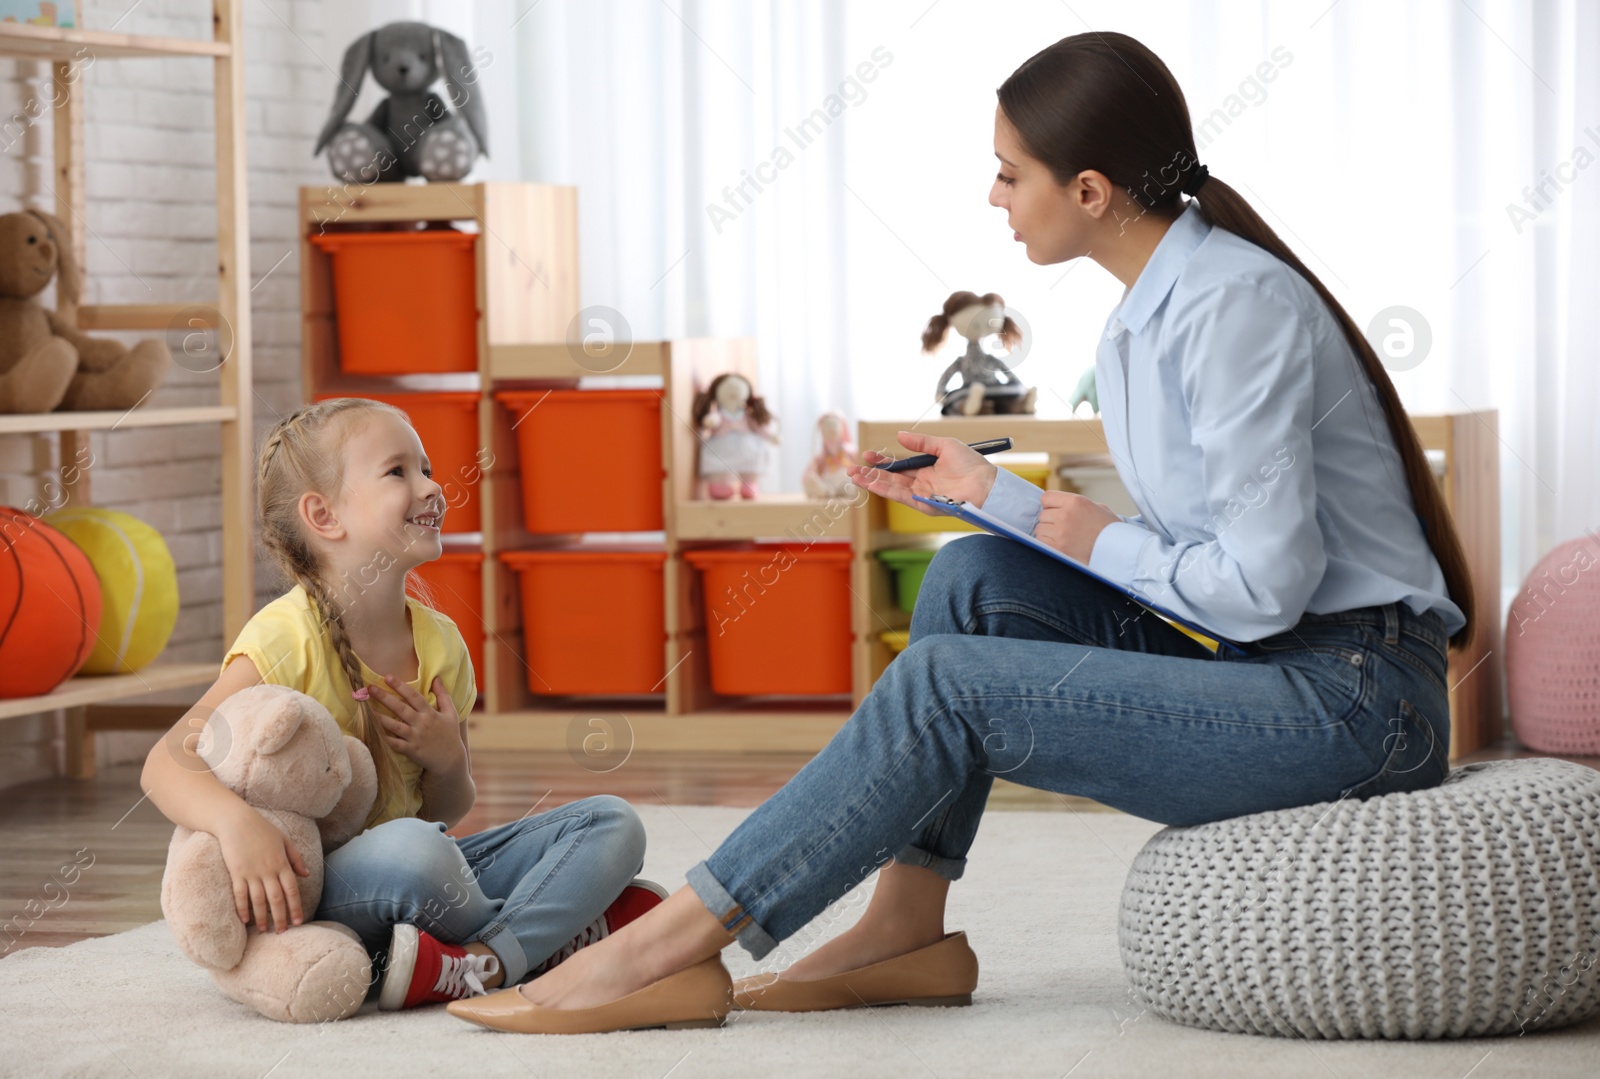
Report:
976,466,1043,535
1087,520,1152,584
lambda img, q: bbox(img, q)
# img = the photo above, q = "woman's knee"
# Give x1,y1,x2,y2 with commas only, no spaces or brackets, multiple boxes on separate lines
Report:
911,535,1002,635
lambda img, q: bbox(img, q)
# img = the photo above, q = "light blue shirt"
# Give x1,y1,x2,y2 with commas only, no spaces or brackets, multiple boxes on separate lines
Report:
980,201,1466,643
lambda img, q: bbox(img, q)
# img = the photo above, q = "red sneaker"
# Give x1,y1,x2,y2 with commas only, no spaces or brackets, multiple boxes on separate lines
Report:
377,923,501,1010
530,878,669,977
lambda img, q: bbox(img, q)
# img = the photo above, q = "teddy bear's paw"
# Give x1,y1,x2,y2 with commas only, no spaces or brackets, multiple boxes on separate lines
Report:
418,127,474,182
161,830,250,971
0,336,77,413
58,338,173,412
212,922,373,1024
327,125,391,184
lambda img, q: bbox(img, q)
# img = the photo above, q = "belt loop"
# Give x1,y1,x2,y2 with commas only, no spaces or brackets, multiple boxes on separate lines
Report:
1382,602,1400,644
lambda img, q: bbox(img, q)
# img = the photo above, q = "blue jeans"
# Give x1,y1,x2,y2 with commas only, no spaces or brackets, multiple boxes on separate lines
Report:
687,534,1453,960
315,794,645,987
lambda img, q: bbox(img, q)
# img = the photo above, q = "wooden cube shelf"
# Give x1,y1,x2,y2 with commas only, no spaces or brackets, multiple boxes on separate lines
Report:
300,188,856,753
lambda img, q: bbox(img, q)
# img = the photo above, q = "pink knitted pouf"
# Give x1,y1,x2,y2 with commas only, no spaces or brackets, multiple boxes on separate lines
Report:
1506,532,1600,754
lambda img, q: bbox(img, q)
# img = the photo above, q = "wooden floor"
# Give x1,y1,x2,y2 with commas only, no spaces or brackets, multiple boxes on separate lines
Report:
2,738,1594,958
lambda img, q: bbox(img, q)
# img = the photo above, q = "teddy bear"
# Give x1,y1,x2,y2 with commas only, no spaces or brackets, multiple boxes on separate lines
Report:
159,683,379,1024
0,208,173,414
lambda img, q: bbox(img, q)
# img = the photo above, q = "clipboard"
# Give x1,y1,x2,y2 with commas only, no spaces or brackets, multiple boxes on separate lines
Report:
911,493,1249,658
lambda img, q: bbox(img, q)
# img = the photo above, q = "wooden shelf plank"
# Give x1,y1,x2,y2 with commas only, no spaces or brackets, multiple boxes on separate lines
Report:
0,405,237,435
489,342,668,380
0,663,214,722
78,303,218,331
675,494,855,541
0,23,230,60
859,416,1113,457
303,181,483,226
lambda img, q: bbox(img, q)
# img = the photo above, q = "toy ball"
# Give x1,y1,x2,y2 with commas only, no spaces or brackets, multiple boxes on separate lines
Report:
0,506,103,697
42,507,178,675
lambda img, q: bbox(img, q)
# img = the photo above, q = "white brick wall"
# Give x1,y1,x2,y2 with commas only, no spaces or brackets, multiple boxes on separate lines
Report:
0,0,340,784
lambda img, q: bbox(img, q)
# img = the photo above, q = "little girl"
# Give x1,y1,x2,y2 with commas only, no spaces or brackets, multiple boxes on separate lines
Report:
143,397,665,1012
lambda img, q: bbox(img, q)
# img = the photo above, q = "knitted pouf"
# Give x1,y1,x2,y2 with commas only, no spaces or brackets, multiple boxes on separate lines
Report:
1506,533,1600,754
1118,759,1600,1039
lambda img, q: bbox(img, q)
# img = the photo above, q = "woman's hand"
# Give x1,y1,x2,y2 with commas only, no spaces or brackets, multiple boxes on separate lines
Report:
847,430,999,516
365,675,465,775
1036,490,1122,563
215,805,311,934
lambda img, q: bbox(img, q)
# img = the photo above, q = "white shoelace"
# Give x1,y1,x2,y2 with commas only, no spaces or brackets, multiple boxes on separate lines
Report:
435,951,502,999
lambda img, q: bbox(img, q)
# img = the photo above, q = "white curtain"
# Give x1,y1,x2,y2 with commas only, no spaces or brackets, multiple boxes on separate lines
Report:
493,1,1595,623
513,0,853,491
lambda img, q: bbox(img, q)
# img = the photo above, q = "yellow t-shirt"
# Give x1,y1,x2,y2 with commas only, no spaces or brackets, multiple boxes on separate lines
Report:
220,584,478,827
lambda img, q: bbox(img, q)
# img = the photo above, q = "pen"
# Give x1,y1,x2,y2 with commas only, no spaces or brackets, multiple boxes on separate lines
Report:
869,436,1015,473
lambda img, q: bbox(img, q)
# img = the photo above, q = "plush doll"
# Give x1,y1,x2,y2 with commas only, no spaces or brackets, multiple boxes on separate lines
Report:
160,684,378,1024
801,410,857,499
0,209,173,414
313,21,488,184
923,290,1037,417
692,372,780,500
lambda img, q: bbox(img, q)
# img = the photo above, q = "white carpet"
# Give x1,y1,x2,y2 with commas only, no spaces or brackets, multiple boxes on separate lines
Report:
2,805,1597,1078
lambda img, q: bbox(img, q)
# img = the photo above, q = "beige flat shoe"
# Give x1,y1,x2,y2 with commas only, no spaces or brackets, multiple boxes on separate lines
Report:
731,930,978,1012
446,955,732,1034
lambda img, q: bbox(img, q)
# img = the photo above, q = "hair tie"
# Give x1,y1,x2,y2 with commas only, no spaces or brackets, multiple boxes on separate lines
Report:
1182,163,1210,197
352,686,372,701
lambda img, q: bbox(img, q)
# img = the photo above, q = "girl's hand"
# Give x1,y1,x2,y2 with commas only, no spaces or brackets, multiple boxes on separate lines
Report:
365,675,464,775
1036,490,1122,563
848,431,998,516
215,806,311,935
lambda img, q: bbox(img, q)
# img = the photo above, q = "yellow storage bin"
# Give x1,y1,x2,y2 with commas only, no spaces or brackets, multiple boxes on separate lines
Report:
885,463,1050,533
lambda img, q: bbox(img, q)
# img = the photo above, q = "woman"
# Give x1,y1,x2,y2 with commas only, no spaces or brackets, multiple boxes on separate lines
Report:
448,30,1474,1034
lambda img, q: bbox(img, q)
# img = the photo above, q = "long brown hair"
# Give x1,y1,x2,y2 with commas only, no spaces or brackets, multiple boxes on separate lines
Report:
691,373,774,429
999,32,1475,652
256,397,441,830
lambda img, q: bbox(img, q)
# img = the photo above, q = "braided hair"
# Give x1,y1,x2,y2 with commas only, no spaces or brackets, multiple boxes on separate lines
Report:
256,397,439,831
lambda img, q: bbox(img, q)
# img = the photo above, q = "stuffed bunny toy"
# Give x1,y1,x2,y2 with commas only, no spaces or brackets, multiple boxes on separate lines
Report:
313,21,488,183
160,684,379,1023
0,209,173,414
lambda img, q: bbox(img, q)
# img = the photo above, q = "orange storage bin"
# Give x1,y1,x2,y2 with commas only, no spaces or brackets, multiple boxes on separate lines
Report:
309,229,478,375
498,547,667,695
495,390,663,533
683,542,852,695
410,551,484,698
315,391,482,532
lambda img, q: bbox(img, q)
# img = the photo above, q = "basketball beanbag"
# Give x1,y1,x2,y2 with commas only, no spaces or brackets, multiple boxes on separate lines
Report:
0,506,103,697
42,507,178,674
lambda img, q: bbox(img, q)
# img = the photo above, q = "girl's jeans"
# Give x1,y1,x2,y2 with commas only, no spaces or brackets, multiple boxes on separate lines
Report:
687,534,1454,961
316,794,645,988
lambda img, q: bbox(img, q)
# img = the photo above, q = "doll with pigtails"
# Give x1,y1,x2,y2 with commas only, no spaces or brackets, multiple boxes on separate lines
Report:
923,290,1037,416
691,373,781,500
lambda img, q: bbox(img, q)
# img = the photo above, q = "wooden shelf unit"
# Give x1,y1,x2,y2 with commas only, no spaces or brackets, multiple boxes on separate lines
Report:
299,184,855,755
853,413,1502,760
0,1,254,778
